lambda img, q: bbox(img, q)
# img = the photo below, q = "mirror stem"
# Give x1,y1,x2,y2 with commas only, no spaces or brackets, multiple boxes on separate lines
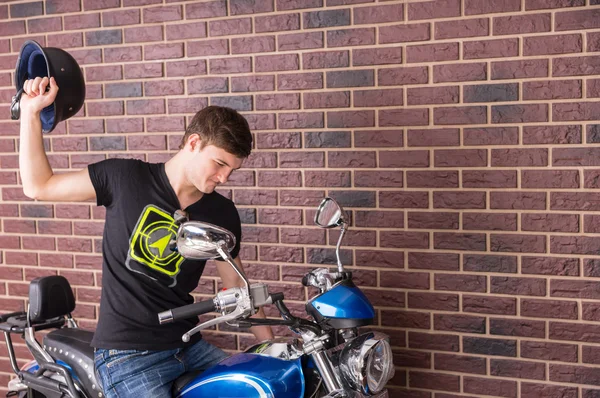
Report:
335,222,347,273
215,242,252,302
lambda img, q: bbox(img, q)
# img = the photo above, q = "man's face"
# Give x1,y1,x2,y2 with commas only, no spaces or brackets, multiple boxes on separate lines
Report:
188,143,243,194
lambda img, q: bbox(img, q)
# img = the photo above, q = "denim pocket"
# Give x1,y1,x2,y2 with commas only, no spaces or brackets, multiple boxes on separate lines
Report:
105,349,149,369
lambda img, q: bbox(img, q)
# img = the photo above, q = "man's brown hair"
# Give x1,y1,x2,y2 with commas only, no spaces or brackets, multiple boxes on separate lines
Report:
180,106,252,158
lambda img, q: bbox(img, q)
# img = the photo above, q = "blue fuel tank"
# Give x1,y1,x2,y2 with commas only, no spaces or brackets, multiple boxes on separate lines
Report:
178,352,304,398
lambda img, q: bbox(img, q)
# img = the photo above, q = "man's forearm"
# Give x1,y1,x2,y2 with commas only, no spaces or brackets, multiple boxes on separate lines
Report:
250,307,274,342
19,111,53,199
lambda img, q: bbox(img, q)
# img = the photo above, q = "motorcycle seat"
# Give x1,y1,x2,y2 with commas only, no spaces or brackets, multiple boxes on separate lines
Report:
172,369,203,396
43,328,103,396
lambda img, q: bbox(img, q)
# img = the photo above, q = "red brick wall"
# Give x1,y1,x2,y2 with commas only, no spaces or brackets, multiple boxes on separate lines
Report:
1,0,600,396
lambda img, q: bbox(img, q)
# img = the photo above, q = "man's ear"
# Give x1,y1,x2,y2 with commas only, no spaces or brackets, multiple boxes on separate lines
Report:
186,133,202,151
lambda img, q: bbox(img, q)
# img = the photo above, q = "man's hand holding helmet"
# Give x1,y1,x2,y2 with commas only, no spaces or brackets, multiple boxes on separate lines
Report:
20,76,59,117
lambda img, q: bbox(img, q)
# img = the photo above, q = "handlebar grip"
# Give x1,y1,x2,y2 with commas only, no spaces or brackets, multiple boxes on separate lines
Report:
158,299,216,324
270,292,284,302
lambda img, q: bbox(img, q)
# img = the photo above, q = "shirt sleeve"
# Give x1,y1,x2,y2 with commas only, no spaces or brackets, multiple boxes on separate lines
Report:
88,158,129,208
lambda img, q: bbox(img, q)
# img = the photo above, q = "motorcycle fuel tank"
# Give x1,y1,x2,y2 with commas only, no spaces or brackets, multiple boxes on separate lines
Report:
178,353,304,398
306,279,376,329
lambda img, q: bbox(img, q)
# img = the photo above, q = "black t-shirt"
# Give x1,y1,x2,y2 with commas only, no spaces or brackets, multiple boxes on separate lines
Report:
88,158,241,350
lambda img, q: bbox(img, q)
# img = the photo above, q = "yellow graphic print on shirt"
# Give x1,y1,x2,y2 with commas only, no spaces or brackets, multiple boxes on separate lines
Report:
125,205,183,287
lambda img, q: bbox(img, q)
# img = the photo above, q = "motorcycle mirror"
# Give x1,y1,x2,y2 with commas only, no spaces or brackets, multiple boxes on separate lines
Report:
175,221,236,260
314,197,346,228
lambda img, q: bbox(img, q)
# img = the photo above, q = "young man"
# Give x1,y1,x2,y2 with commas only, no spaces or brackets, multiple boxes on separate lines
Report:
18,76,273,397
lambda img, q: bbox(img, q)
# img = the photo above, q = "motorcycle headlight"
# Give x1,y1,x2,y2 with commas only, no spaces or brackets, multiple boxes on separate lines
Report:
338,332,395,395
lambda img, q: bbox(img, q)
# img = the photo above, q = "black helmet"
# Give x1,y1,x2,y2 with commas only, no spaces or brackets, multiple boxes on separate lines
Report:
11,40,85,133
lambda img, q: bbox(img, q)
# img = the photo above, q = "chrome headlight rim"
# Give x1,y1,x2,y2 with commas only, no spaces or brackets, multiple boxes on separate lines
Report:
338,332,394,395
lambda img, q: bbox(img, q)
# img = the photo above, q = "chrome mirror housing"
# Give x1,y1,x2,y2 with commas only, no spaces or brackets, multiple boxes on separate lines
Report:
315,197,346,228
175,221,236,260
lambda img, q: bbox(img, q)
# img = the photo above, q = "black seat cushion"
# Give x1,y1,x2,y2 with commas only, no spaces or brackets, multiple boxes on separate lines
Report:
172,369,203,396
43,328,103,396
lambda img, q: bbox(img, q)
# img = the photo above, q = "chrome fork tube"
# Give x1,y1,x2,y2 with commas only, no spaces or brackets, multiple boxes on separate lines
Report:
310,350,342,393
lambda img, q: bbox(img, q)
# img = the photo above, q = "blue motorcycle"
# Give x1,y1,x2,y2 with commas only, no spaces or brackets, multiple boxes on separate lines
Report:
2,198,395,398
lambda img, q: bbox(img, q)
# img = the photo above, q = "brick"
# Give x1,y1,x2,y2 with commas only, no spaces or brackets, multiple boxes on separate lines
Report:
186,0,226,19
328,110,374,128
166,22,206,40
408,0,460,20
467,0,521,14
491,276,546,296
525,34,582,56
303,50,348,69
492,148,548,167
104,46,142,63
354,4,402,24
409,332,459,352
585,215,600,233
188,77,228,94
210,96,252,111
256,93,299,111
354,88,403,108
407,128,458,147
209,18,252,36
304,9,349,28
380,109,428,127
28,17,62,34
550,364,600,386
255,13,299,33
589,32,600,52
553,56,600,76
464,336,518,357
435,273,486,292
435,314,486,334
381,309,429,329
304,92,349,109
145,43,184,60
522,341,578,362
556,8,600,31
356,211,404,228
65,13,100,30
464,83,518,103
522,298,578,320
523,125,581,144
554,101,600,121
492,104,549,123
88,101,124,116
326,70,373,88
463,212,517,231
103,9,139,26
210,57,251,74
435,18,488,39
522,213,579,233
464,254,517,273
327,28,375,47
278,31,323,51
527,0,584,9
551,322,600,343
551,192,600,211
463,170,516,188
380,191,428,209
435,353,486,375
583,346,600,365
492,59,549,80
465,377,517,398
355,171,402,188
491,191,546,210
434,106,487,125
230,0,273,14
279,112,323,129
522,256,580,276
410,372,459,392
232,75,274,92
234,37,276,56
463,127,517,146
380,231,428,249
354,130,402,148
277,0,322,10
494,13,551,35
407,171,458,188
464,38,518,59
187,39,228,57
434,192,485,209
327,190,375,208
379,23,430,44
408,212,458,230
124,25,163,43
379,66,428,86
524,384,578,398
463,295,516,315
408,87,458,106
278,72,323,90
356,250,403,268
552,235,600,255
279,152,323,168
47,0,81,13
407,42,459,63
256,132,300,149
126,99,165,115
434,149,486,167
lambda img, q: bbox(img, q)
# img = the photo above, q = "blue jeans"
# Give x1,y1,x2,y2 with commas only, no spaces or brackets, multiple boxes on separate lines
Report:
94,339,228,398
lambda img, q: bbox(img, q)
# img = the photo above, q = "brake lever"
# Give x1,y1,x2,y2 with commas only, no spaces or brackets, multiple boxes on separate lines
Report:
182,305,248,342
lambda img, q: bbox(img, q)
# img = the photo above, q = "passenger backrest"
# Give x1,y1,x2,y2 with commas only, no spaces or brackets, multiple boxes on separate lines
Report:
29,276,75,323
